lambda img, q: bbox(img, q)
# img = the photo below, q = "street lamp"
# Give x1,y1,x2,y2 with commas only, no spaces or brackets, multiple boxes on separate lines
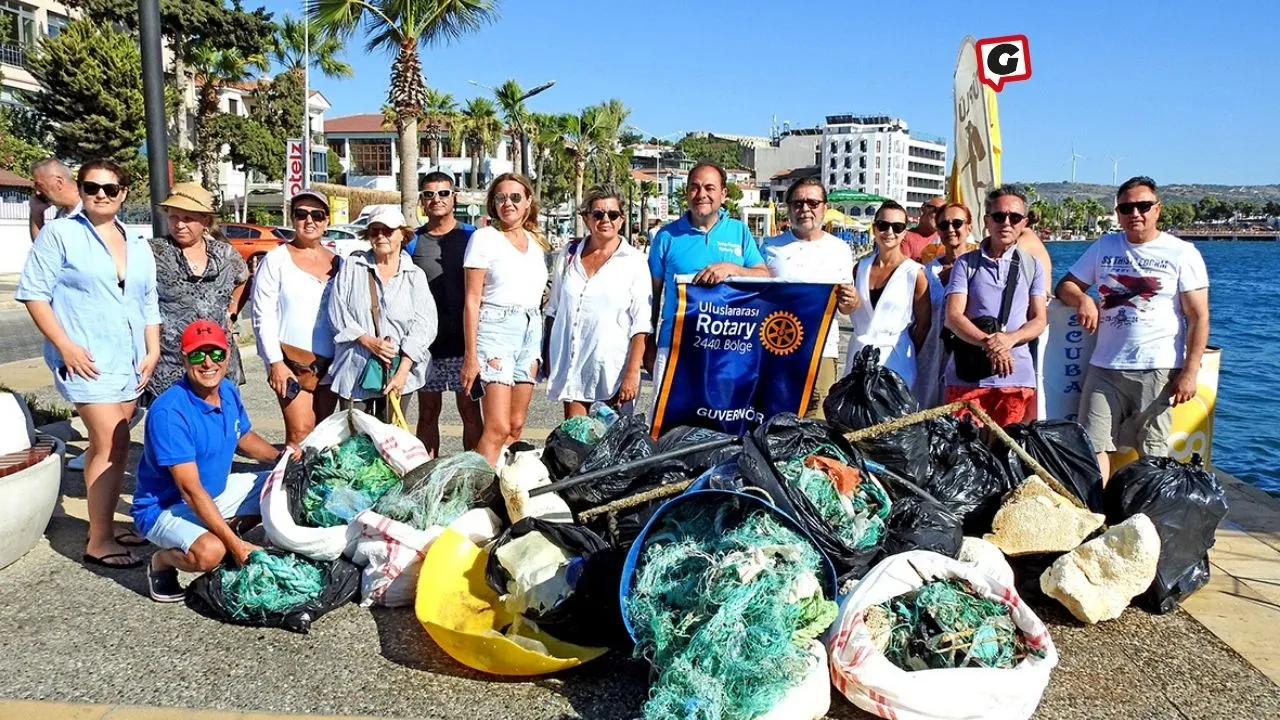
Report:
468,79,556,178
627,126,684,220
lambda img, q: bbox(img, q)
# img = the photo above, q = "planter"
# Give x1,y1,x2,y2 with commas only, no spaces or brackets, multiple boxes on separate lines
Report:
0,435,65,571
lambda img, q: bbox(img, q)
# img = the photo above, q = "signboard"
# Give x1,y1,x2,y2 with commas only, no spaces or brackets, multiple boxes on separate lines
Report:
950,37,1001,225
466,204,480,217
651,278,837,437
658,193,669,218
330,196,350,225
283,138,304,212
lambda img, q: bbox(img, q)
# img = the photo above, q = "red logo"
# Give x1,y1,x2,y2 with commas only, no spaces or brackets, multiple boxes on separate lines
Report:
976,35,1032,92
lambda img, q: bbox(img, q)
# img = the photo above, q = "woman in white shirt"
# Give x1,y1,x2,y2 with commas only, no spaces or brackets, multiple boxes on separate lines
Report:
846,200,931,388
251,190,340,445
915,201,977,407
762,178,858,418
544,185,652,418
461,174,550,465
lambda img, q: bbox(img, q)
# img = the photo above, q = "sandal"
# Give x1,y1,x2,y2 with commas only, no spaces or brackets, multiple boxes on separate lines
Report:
83,551,144,570
114,531,148,547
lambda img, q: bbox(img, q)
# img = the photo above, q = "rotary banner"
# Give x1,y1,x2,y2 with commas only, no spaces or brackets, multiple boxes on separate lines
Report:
651,277,838,437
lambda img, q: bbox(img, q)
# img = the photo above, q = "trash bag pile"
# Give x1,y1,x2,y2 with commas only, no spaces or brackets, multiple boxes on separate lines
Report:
626,495,837,720
300,434,401,527
185,548,360,634
870,578,1043,671
374,451,495,532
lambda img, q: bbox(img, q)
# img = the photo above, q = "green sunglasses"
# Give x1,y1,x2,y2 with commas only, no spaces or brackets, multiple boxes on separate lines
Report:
186,347,228,364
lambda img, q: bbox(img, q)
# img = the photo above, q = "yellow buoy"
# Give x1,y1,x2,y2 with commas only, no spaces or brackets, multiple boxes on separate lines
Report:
414,528,608,676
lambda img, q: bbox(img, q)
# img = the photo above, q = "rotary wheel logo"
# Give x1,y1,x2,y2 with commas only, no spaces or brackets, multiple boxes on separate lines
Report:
760,311,803,355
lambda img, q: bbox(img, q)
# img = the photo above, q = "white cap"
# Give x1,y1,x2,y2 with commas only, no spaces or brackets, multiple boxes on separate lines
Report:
363,205,408,232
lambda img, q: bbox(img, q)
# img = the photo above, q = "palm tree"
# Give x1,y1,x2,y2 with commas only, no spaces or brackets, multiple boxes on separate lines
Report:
564,105,611,234
311,0,500,220
423,87,458,170
529,111,567,201
637,180,658,243
269,13,354,79
492,79,527,171
460,96,501,190
189,44,268,193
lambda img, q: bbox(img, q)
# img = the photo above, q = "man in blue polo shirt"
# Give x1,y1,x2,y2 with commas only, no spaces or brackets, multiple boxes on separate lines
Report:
132,320,296,602
648,162,770,409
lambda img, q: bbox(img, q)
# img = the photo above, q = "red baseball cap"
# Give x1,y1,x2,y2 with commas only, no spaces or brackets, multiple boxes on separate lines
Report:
180,320,229,354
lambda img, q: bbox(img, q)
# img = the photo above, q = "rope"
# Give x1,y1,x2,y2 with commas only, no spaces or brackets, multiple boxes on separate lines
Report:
577,480,693,522
843,402,966,443
964,403,1085,509
219,550,326,619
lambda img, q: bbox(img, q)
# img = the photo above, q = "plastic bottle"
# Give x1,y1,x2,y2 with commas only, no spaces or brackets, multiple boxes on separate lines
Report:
589,401,619,430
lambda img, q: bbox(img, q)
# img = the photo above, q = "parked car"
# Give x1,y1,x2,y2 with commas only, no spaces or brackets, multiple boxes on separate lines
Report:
322,226,371,257
220,223,288,273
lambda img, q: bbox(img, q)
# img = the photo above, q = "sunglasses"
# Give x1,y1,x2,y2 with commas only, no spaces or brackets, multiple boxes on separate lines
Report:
789,199,824,210
420,189,453,199
588,209,623,222
493,192,525,205
988,211,1026,225
186,347,227,364
1116,201,1158,215
81,181,123,198
874,221,907,233
938,219,966,230
293,208,328,222
367,225,396,238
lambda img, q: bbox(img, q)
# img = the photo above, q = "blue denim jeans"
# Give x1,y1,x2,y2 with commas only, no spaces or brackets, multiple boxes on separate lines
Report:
476,304,542,386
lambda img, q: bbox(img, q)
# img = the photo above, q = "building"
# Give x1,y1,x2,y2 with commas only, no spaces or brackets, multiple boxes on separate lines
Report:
0,0,70,107
740,126,823,190
819,114,946,213
324,113,512,192
764,166,821,205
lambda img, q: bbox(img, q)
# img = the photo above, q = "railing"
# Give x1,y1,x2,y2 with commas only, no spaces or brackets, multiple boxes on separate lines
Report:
0,201,31,220
0,44,25,67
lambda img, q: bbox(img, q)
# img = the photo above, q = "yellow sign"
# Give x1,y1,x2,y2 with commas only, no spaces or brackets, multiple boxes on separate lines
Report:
330,196,350,225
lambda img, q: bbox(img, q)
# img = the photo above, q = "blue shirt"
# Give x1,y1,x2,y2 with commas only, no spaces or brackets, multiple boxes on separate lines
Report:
16,212,161,384
131,377,251,534
648,210,764,347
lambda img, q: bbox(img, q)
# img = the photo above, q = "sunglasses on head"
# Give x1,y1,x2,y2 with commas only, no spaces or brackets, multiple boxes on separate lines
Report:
938,218,966,230
588,209,623,222
789,198,824,210
186,347,227,364
988,211,1025,225
420,189,453,199
874,220,907,233
494,192,525,205
293,208,328,222
81,181,123,198
1116,200,1158,215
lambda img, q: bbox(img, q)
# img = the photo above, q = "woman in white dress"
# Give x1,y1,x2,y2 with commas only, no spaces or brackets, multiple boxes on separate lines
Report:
544,184,651,418
845,200,931,388
914,202,977,407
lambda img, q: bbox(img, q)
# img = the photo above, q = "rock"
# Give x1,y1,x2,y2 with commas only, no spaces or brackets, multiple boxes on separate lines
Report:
1040,514,1161,624
958,536,1015,587
983,477,1105,556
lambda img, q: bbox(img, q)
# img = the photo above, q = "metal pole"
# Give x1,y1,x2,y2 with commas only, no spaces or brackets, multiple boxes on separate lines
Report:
138,0,169,238
302,4,311,188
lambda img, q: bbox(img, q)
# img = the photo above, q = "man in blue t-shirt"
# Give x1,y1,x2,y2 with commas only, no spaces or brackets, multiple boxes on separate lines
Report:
647,163,769,406
132,320,296,602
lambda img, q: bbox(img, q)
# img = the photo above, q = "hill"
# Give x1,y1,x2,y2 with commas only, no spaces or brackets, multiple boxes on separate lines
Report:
1016,181,1280,204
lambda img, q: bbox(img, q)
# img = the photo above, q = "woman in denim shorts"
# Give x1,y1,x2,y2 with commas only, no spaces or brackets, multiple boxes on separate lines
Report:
460,173,550,466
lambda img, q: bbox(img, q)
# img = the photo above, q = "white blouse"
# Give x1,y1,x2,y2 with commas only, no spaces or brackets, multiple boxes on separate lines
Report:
544,240,652,403
251,244,337,367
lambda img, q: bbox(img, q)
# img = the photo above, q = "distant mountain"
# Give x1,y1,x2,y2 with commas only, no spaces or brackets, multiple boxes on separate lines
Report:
1015,181,1280,204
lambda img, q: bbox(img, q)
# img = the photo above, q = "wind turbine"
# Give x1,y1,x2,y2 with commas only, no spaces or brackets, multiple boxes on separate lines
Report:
1070,143,1085,183
1107,156,1125,185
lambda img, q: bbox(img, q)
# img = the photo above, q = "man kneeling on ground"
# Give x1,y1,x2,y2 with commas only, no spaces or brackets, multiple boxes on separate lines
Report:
131,320,300,602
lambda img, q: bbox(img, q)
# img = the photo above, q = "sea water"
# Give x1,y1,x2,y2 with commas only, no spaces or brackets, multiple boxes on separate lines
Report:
1047,240,1280,494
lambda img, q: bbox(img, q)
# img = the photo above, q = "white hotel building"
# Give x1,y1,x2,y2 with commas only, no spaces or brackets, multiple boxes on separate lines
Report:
820,114,946,213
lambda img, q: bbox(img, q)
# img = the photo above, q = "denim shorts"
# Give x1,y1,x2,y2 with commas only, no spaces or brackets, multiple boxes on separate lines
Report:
143,472,267,553
476,304,542,386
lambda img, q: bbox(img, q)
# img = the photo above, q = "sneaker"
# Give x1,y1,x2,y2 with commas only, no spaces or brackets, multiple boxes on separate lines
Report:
147,561,186,603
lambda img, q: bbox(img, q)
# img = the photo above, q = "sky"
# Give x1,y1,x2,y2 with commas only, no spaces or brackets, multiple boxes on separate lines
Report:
258,0,1280,186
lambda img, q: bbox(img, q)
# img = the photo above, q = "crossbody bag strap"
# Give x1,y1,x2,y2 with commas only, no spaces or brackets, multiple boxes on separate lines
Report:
367,268,383,339
996,248,1022,330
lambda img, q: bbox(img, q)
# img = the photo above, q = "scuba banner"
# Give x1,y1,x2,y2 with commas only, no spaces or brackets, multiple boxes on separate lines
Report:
652,277,838,437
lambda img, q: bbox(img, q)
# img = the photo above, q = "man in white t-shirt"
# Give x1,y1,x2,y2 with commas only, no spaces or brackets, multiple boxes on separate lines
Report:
763,178,858,418
1055,176,1210,482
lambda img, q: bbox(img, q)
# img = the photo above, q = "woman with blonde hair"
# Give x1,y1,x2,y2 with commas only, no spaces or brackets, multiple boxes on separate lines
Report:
915,201,976,406
460,173,549,465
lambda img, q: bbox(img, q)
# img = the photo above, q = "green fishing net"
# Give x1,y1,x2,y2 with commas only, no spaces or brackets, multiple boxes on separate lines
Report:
778,453,890,551
628,500,837,720
876,579,1043,671
218,550,325,619
560,415,608,444
374,451,495,531
303,434,401,527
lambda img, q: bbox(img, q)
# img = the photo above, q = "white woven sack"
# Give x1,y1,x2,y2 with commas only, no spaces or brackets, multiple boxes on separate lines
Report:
351,507,500,608
261,409,431,561
827,550,1058,720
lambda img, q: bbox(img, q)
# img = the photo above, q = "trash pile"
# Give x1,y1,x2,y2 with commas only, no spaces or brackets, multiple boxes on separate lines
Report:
185,548,360,634
299,435,400,527
375,451,495,531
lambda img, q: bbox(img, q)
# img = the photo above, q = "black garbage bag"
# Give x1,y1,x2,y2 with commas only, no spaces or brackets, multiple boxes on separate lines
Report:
558,415,658,511
484,517,624,648
738,413,885,582
1003,420,1104,512
881,495,964,558
921,416,1016,535
654,425,741,476
281,447,324,527
185,550,360,634
1104,454,1228,613
542,425,596,481
823,346,930,483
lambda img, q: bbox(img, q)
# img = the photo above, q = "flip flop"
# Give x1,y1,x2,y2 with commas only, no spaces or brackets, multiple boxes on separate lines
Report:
82,551,144,570
114,531,148,547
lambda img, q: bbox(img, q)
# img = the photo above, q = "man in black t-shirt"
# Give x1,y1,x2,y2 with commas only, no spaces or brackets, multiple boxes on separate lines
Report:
409,171,481,455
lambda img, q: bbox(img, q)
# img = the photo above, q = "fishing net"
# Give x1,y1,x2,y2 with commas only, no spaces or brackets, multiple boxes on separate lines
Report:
628,499,837,720
875,579,1040,671
373,451,496,531
562,415,608,444
778,452,890,552
302,434,401,527
218,550,326,619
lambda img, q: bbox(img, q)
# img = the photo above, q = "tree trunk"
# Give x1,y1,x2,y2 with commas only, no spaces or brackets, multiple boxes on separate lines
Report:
639,198,649,245
398,114,418,222
172,43,191,150
511,132,522,175
470,146,481,190
534,151,543,201
434,132,443,172
574,155,586,236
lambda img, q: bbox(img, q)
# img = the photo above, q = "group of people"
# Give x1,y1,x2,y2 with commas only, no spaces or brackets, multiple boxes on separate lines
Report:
16,156,1208,599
